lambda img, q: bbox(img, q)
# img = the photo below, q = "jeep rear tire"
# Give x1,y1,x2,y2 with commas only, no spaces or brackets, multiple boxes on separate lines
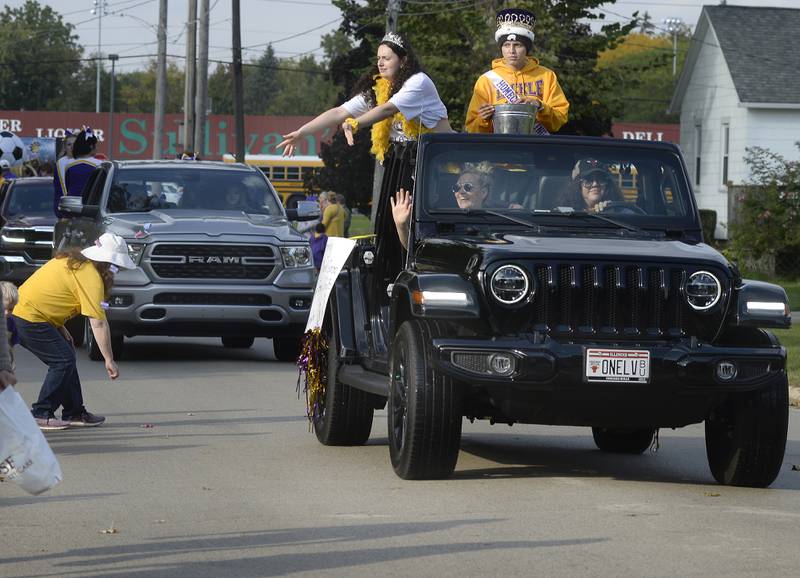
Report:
592,427,655,454
273,336,300,362
705,373,788,488
222,336,255,349
313,315,374,446
388,320,462,480
85,318,124,361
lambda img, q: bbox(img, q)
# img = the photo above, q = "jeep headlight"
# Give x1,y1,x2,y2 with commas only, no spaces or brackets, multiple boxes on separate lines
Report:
685,270,721,311
489,264,530,305
281,245,312,268
126,243,144,266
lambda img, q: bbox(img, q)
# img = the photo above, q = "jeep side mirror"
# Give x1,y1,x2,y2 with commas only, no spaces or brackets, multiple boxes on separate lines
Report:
59,196,99,219
286,200,320,221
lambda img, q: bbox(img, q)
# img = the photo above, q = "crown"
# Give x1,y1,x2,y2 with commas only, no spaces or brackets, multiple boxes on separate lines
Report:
496,8,536,31
381,32,405,49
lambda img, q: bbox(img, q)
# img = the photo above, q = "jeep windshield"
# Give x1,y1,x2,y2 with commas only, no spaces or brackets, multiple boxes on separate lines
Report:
419,140,697,233
106,167,283,216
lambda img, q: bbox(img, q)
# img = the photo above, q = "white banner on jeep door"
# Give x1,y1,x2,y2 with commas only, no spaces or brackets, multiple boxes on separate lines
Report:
585,348,650,383
305,237,357,332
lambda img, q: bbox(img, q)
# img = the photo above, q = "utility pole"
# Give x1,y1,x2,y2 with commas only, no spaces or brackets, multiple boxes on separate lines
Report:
663,17,683,76
232,0,245,162
153,0,168,160
183,0,198,153
108,54,119,158
91,0,109,113
371,0,402,224
194,0,210,157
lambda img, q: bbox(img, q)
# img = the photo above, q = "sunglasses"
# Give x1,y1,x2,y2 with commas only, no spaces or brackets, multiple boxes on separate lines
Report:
452,182,477,193
580,175,610,186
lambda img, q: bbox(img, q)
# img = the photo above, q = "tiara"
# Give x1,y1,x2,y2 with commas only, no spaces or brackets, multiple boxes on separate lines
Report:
381,32,404,49
496,10,536,30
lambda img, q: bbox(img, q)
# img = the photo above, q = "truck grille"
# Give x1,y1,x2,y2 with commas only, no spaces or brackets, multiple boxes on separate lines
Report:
153,292,271,306
531,263,694,338
149,244,276,279
24,246,53,262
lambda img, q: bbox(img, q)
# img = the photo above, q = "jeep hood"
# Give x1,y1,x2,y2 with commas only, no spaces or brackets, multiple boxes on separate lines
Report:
416,233,731,272
104,210,305,242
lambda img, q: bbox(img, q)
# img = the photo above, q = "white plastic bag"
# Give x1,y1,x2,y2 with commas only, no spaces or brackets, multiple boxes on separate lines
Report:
0,386,63,495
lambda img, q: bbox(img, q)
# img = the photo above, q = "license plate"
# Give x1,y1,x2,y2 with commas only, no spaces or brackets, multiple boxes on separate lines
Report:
585,348,650,383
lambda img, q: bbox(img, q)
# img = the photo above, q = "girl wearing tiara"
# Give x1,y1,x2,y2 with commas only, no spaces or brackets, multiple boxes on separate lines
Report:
277,32,451,163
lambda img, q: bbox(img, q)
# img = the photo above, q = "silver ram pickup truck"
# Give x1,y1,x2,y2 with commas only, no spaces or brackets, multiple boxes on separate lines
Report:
54,160,317,361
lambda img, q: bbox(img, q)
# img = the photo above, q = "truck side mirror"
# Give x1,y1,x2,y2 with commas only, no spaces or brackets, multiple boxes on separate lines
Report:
58,196,99,219
286,199,320,221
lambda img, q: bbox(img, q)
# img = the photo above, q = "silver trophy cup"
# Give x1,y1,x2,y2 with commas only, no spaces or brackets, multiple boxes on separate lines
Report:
493,103,540,134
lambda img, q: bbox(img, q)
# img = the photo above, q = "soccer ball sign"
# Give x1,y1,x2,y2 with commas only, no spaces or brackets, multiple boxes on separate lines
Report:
0,131,26,167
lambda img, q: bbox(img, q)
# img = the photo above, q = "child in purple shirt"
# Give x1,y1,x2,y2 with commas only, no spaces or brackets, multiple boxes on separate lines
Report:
309,223,328,271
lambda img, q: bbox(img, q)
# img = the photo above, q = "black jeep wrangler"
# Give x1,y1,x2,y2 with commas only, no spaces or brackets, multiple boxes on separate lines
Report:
315,133,791,486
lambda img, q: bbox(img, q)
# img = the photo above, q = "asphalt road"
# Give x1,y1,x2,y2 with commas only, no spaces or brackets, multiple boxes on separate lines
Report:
3,337,800,577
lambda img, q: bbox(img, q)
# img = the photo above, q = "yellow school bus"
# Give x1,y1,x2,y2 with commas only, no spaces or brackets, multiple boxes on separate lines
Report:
222,154,324,207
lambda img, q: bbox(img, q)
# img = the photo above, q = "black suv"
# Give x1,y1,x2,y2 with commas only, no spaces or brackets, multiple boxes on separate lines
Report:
312,134,791,487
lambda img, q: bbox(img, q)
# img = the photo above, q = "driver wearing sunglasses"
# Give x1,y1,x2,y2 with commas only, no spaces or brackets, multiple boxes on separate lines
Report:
554,158,624,213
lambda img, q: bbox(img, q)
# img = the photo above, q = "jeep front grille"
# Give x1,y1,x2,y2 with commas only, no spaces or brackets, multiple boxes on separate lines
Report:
532,264,691,338
148,244,276,279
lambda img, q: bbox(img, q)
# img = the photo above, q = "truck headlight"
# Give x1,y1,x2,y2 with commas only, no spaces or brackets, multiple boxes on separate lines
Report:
127,243,144,266
281,246,312,268
1,228,25,245
685,270,721,311
489,264,530,305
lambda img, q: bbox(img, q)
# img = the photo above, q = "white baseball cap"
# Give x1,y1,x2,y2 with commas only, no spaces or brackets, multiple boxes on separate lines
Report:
0,159,10,169
81,233,136,269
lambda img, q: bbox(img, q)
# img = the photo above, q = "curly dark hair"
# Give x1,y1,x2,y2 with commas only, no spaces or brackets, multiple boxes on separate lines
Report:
55,248,114,299
351,33,424,106
554,173,624,211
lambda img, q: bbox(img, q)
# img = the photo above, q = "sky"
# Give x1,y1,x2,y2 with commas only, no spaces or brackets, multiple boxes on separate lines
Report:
8,0,800,73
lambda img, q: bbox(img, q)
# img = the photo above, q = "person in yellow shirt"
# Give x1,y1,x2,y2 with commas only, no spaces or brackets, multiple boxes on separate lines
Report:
320,191,345,237
11,233,135,431
466,8,569,135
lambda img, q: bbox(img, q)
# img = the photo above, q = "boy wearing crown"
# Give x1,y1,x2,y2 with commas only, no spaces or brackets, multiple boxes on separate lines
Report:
466,8,569,134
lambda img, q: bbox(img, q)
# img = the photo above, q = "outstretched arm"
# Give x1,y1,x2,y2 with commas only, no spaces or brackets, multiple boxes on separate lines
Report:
342,102,400,145
277,106,351,156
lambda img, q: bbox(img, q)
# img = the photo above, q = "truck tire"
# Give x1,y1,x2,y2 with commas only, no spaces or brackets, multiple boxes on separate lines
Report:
388,320,462,480
313,316,374,446
272,336,300,362
65,316,85,347
221,336,255,349
705,373,788,488
86,318,124,361
592,427,655,454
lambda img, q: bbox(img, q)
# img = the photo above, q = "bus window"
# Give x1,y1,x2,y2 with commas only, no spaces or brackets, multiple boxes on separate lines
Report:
272,166,286,180
286,166,300,180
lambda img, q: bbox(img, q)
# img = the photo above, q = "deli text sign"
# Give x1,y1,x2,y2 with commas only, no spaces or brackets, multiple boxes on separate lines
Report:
0,111,326,160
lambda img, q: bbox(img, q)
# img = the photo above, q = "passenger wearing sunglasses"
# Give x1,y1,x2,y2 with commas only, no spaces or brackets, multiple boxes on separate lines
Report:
392,162,495,250
554,158,624,213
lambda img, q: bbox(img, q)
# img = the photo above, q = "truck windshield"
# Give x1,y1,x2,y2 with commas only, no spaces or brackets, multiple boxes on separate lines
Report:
107,167,284,215
5,181,53,217
420,141,694,227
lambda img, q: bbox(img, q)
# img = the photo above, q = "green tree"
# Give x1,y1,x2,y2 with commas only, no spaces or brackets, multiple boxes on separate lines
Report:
597,31,690,123
266,56,337,116
0,0,82,110
208,62,234,115
116,59,185,113
244,45,279,115
57,56,108,112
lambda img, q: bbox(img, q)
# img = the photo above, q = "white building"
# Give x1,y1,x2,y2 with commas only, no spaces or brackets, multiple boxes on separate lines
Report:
668,5,800,239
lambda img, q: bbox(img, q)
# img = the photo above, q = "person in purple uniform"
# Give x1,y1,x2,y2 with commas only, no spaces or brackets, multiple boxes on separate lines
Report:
54,128,102,217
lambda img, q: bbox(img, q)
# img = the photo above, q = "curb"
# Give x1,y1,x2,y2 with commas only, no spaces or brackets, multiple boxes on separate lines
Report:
790,386,800,408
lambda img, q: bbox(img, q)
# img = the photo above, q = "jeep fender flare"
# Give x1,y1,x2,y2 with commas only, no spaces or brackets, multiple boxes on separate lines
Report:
390,271,481,337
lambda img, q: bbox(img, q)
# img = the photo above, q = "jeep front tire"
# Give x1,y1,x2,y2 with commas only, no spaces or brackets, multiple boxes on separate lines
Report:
705,373,788,488
388,320,462,479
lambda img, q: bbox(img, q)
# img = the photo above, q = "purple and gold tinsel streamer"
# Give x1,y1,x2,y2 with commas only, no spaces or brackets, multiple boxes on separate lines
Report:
296,328,328,429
